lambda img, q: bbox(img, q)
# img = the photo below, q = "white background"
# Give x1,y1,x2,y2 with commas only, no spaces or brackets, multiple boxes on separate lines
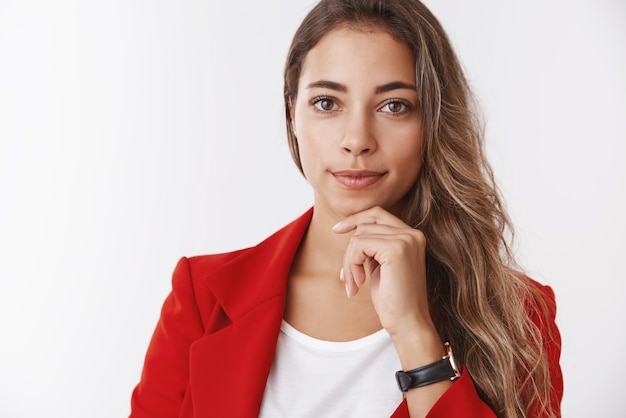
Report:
1,0,624,417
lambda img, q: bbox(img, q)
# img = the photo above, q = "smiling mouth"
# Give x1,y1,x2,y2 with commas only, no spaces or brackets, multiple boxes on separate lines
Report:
332,170,386,190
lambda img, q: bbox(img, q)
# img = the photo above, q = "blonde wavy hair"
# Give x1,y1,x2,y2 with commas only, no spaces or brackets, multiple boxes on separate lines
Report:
283,1,559,417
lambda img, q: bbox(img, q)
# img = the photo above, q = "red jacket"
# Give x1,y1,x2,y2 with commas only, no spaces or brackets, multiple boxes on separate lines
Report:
130,209,562,417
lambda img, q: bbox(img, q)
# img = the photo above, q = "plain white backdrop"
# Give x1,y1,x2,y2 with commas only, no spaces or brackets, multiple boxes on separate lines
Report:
1,0,624,416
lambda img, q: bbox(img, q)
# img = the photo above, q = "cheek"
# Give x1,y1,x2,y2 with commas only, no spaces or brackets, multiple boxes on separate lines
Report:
298,140,327,179
295,122,338,172
295,134,322,180
395,130,424,178
395,126,424,158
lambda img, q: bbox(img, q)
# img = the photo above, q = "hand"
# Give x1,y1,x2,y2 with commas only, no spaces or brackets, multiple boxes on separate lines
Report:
332,206,434,337
334,206,452,417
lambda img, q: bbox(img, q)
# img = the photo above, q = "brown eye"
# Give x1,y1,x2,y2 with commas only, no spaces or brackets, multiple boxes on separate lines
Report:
380,100,410,115
320,99,333,110
313,97,337,112
387,102,402,113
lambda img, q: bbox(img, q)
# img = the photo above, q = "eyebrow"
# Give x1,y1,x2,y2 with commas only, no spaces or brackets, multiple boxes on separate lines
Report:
375,81,416,94
306,80,347,92
305,80,416,94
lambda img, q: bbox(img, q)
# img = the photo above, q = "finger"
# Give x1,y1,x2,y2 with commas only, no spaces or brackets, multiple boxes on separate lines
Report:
345,238,368,289
350,223,418,240
364,257,380,281
346,232,423,265
343,264,361,298
332,206,408,233
341,236,372,297
350,262,367,289
342,235,386,295
345,276,359,298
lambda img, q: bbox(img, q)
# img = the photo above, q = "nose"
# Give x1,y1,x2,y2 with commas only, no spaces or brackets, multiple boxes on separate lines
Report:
340,110,377,156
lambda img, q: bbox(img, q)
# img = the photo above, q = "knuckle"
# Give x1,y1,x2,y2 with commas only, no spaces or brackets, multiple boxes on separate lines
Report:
352,224,369,236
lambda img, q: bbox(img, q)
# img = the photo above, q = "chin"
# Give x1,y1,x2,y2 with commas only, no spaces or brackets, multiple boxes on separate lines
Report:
330,198,397,219
314,187,412,219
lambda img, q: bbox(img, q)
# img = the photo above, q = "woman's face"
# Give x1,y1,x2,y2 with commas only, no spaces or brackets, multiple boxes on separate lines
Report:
292,26,424,220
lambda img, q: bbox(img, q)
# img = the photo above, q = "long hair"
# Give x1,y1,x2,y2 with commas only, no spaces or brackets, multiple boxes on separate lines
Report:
283,1,559,417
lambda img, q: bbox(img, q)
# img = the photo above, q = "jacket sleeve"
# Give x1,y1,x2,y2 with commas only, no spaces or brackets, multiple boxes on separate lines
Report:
531,284,564,417
390,367,496,418
392,283,563,418
129,257,205,418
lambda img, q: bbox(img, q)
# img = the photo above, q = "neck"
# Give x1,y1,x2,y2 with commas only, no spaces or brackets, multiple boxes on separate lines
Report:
291,205,352,280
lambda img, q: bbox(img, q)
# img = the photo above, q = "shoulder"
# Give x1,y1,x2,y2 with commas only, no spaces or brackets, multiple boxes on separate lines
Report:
520,275,561,370
524,276,556,300
165,248,254,291
185,247,253,277
521,276,558,318
167,248,257,315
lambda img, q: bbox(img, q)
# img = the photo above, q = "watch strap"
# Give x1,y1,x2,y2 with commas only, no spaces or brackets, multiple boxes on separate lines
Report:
395,358,456,392
395,343,461,392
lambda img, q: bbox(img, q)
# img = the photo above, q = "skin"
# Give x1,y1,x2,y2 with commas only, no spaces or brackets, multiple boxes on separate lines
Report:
285,26,452,417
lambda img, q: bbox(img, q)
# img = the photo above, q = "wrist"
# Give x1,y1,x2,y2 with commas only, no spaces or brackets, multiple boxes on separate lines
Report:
390,324,444,370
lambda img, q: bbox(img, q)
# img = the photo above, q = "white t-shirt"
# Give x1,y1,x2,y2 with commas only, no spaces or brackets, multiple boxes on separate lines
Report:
259,320,403,418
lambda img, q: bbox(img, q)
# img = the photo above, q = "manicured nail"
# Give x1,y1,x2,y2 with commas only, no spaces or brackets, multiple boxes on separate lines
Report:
345,283,351,298
332,221,343,232
339,267,344,281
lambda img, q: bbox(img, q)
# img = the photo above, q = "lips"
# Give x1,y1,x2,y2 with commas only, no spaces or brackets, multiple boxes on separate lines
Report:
331,170,386,190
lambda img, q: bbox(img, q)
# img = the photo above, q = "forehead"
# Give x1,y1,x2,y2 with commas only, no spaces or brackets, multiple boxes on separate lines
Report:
298,26,416,88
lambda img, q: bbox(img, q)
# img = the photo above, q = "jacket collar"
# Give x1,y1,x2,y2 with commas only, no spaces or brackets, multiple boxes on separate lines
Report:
203,207,313,321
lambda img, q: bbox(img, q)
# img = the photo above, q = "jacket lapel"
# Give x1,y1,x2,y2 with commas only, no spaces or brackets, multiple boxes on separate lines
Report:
188,209,313,417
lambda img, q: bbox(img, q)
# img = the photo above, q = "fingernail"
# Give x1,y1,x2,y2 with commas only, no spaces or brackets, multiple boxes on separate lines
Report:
339,267,344,281
345,283,351,298
332,221,343,232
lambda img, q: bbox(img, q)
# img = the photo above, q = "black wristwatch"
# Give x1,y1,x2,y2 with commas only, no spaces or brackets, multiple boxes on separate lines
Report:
395,342,461,392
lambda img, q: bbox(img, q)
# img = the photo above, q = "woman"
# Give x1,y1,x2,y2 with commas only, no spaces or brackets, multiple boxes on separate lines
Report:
130,1,562,417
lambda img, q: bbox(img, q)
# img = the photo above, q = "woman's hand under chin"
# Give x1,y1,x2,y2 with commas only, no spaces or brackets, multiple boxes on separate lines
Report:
332,206,440,344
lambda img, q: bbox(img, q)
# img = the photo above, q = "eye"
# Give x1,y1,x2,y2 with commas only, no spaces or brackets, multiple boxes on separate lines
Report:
312,96,338,112
379,99,411,115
